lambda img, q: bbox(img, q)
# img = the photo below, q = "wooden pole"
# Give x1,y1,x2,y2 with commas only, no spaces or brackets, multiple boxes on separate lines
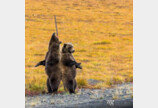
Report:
54,15,58,37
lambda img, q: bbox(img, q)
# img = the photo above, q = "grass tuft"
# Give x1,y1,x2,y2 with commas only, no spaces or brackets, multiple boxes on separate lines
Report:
77,78,88,88
106,76,124,86
93,40,111,45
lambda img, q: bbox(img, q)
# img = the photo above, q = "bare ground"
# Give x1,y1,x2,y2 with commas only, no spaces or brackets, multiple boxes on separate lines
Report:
25,83,133,108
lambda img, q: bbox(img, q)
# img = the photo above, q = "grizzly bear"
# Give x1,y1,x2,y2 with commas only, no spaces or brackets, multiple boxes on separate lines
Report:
45,33,62,94
35,35,82,94
35,33,62,93
61,43,82,94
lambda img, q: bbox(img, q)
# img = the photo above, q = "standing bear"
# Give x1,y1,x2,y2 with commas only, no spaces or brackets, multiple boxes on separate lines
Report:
61,43,82,94
44,33,62,94
35,34,82,94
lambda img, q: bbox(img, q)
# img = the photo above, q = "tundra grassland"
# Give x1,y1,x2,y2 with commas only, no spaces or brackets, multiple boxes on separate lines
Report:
25,0,133,94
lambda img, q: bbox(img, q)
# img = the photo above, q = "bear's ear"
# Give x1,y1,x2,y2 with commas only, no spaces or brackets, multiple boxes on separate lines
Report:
62,44,67,53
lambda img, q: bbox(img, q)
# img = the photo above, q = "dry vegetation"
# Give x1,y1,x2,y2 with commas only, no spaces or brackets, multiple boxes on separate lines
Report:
25,0,133,94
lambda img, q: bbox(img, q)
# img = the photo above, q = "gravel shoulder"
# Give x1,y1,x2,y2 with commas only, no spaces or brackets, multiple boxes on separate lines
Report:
25,83,133,108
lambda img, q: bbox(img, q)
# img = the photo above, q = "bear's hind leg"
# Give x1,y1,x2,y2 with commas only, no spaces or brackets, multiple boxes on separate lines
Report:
66,80,75,94
73,79,77,91
49,77,60,94
47,78,53,94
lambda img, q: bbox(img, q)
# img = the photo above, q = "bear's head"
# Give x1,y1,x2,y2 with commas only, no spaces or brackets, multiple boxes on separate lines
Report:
62,43,75,53
48,33,62,50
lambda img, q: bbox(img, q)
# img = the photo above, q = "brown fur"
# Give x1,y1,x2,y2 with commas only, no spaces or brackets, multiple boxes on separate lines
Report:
35,36,82,94
45,33,62,94
61,43,81,93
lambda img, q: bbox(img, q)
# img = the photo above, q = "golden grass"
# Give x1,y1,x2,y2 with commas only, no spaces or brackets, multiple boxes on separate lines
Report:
25,0,133,93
